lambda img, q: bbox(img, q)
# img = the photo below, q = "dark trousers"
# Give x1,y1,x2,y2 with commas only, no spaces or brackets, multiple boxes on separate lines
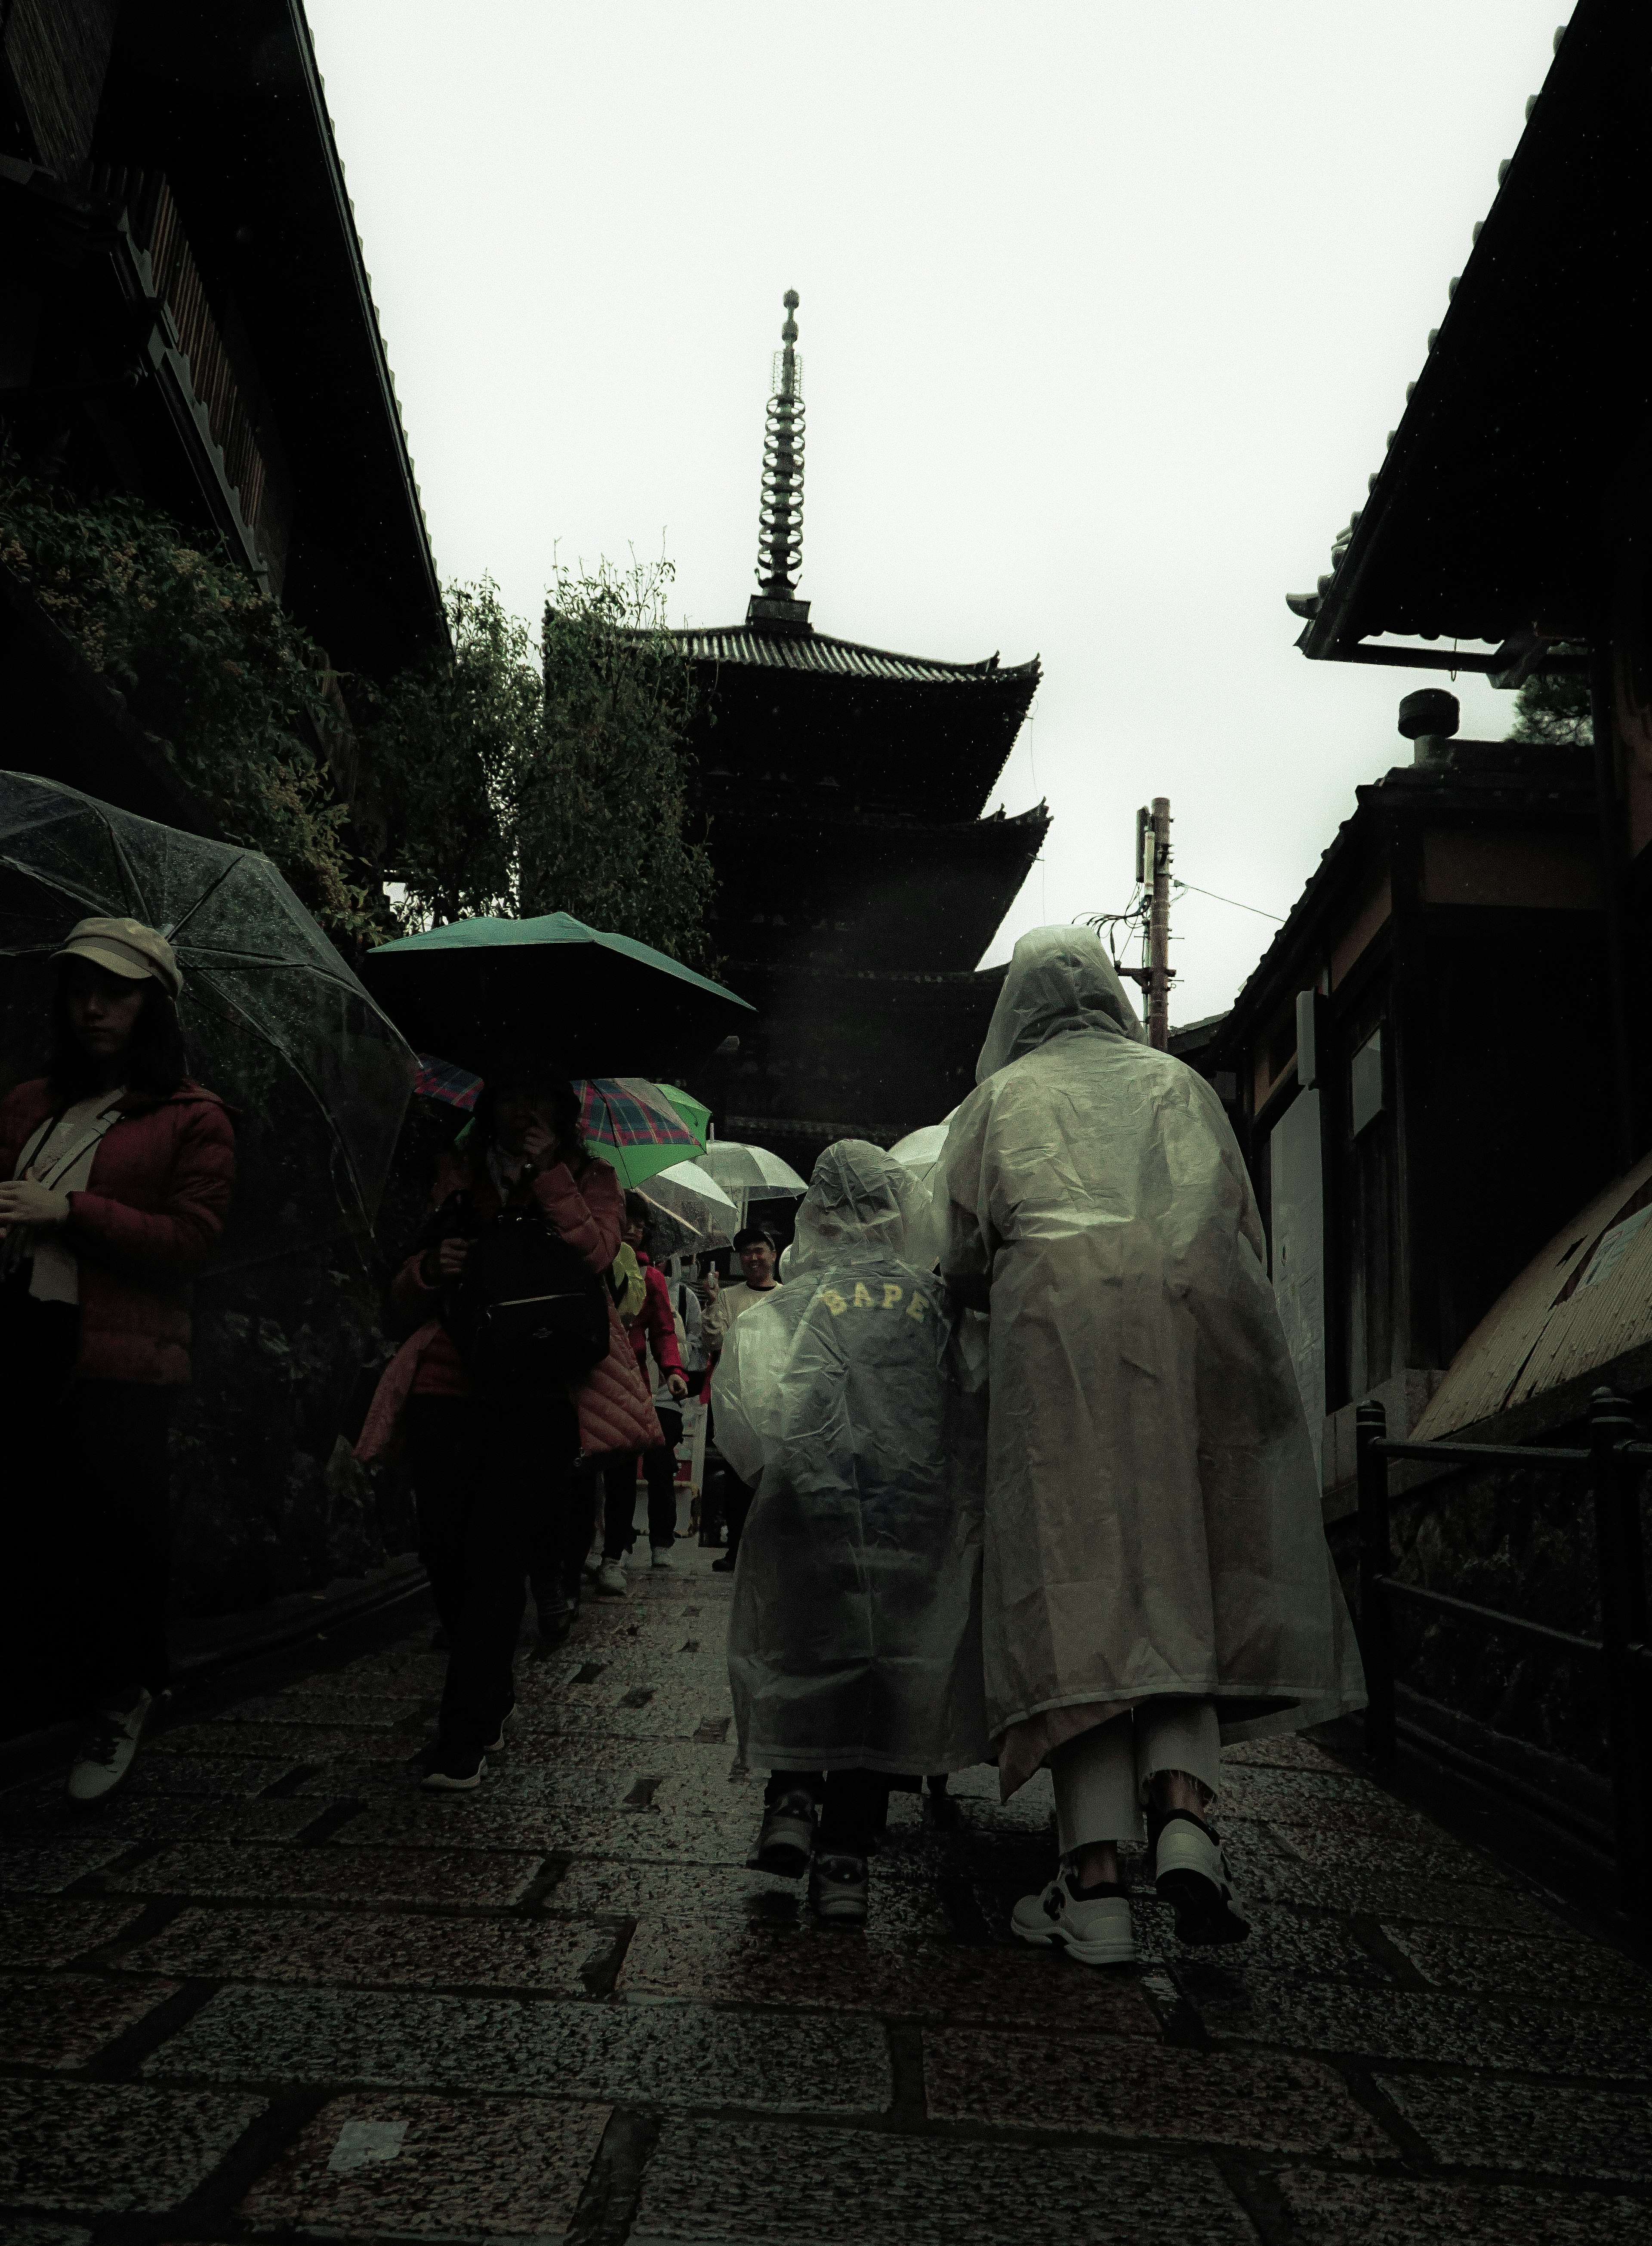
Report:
528,1457,597,1629
601,1444,678,1558
410,1391,579,1752
9,1376,174,1713
704,1456,754,1554
764,1768,892,1856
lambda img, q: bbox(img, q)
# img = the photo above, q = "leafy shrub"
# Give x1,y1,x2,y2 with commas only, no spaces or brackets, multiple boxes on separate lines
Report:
0,475,382,940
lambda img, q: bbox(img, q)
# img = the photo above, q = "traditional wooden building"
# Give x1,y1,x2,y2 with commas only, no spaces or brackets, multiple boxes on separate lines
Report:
0,0,446,1659
1207,704,1618,1504
662,293,1045,1169
1198,0,1652,1484
0,0,445,827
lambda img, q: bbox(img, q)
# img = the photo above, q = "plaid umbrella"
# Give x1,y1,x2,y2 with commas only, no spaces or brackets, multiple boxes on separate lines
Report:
414,1053,483,1111
579,1078,708,1190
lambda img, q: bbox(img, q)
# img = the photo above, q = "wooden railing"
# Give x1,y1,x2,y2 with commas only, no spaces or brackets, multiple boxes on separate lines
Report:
88,165,271,549
1356,1387,1652,1916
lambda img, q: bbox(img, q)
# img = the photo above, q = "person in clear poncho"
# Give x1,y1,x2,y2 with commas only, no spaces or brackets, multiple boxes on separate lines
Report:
718,1139,988,1922
940,927,1364,1968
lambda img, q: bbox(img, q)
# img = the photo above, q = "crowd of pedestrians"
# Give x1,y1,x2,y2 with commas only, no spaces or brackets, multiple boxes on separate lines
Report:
3,915,1360,1964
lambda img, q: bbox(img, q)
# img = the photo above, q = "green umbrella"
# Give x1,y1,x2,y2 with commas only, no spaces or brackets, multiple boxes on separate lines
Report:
361,911,752,1077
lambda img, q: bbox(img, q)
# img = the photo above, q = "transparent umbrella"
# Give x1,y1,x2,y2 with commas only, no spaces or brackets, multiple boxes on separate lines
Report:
638,1157,740,1253
887,1122,952,1194
0,774,416,1256
696,1140,808,1201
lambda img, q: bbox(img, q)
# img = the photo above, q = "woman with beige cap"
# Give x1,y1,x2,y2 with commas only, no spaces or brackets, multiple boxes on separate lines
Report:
0,916,235,1802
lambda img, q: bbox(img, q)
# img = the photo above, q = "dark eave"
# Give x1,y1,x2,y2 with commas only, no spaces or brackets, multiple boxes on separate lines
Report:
1291,0,1652,672
665,622,1039,689
710,804,1049,979
93,0,447,677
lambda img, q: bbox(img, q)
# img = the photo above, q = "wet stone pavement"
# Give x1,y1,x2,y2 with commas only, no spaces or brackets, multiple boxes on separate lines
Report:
5,1545,1652,2244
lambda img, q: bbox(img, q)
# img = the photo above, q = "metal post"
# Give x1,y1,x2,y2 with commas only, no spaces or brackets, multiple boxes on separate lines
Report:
1147,796,1171,1051
1590,1387,1650,1918
1356,1400,1395,1765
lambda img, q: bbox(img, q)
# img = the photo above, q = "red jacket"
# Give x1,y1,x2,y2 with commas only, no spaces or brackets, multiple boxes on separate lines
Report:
389,1143,661,1457
0,1076,236,1386
628,1255,684,1387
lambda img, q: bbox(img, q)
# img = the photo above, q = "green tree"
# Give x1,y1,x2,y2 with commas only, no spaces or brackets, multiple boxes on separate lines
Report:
362,558,714,966
521,556,713,963
353,579,521,928
1512,652,1592,746
0,476,379,939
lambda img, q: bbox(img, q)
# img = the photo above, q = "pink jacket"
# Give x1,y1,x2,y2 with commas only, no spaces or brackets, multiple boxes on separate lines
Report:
357,1145,661,1462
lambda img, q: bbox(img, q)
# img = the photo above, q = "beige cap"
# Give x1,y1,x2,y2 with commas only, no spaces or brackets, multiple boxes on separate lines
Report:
52,916,182,1001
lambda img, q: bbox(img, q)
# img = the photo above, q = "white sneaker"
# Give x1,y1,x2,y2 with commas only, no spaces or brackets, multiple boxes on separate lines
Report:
650,1545,674,1569
1153,1811,1249,1946
66,1691,153,1805
483,1700,515,1754
1011,1869,1137,1965
582,1546,604,1580
595,1561,628,1598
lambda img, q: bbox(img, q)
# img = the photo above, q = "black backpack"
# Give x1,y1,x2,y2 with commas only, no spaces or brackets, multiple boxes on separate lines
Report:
441,1209,610,1394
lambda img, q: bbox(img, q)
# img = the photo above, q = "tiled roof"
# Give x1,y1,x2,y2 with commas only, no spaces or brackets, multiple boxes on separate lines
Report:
664,624,1039,688
1286,16,1605,668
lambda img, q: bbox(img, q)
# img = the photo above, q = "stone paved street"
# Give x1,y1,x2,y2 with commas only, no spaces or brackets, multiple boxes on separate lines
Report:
5,1544,1652,2244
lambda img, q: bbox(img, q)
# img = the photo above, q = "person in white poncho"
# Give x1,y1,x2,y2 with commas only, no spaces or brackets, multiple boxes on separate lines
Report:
716,1139,988,1924
940,927,1364,1967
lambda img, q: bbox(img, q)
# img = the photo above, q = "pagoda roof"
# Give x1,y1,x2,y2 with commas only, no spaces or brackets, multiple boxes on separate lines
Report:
707,802,1048,979
666,623,1039,691
671,623,1040,827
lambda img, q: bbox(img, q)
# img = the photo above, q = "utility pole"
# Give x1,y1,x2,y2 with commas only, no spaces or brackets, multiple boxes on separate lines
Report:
1146,795,1173,1049
1117,798,1175,1041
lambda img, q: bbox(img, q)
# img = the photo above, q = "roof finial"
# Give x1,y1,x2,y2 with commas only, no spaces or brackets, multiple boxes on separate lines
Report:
748,288,811,632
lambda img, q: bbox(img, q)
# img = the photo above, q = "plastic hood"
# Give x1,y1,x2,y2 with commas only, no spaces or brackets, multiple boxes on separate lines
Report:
976,926,1146,1082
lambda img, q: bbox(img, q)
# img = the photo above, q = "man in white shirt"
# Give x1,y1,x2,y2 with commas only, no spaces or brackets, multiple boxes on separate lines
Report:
705,1227,782,1570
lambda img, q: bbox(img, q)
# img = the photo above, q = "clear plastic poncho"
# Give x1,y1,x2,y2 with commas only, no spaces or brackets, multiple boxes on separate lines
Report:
718,1139,988,1776
941,926,1363,1798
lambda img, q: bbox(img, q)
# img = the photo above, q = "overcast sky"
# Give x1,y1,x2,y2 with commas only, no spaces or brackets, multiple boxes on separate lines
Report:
307,1,1568,1023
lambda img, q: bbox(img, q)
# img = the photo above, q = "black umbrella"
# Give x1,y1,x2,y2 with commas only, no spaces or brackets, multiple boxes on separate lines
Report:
0,773,416,1258
359,910,754,1078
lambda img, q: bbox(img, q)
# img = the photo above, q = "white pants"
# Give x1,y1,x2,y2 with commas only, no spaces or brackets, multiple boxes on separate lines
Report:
1049,1697,1221,1852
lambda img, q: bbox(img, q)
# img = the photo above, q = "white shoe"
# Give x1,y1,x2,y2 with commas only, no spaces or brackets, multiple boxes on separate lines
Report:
650,1545,674,1569
1011,1869,1137,1966
482,1700,515,1754
1153,1811,1249,1946
582,1546,604,1580
66,1691,153,1805
595,1561,628,1598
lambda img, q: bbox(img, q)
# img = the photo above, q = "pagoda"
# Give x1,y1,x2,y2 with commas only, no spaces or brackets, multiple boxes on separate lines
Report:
676,292,1046,1170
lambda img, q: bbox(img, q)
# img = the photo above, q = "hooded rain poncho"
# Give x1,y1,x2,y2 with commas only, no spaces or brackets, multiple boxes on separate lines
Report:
941,927,1363,1797
719,1139,988,1776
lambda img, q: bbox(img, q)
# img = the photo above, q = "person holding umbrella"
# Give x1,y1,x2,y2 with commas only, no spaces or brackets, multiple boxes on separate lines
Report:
592,1191,690,1595
357,1050,661,1788
0,918,236,1802
702,1225,783,1571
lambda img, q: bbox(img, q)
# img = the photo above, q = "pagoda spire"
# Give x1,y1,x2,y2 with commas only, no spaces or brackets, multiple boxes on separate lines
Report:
747,288,811,632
